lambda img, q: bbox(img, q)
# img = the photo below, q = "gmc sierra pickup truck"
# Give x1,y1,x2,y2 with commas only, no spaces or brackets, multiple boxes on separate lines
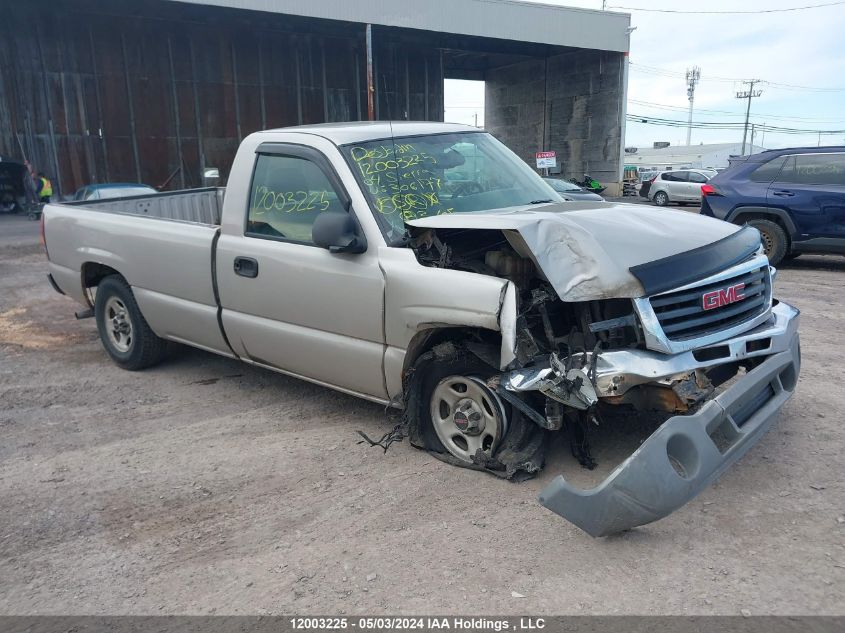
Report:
43,122,800,536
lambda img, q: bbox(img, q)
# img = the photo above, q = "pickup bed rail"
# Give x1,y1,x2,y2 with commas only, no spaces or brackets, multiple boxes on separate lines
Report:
64,187,224,226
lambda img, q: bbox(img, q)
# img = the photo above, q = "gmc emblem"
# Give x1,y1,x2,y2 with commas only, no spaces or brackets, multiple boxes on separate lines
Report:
702,283,745,311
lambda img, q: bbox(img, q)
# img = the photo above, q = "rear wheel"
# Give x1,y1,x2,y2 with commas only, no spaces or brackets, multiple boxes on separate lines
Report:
653,190,669,206
746,218,788,266
95,275,168,370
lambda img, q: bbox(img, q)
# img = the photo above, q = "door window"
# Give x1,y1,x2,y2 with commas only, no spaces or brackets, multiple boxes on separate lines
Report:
662,171,688,182
790,154,845,186
247,153,346,243
750,156,787,182
688,172,708,184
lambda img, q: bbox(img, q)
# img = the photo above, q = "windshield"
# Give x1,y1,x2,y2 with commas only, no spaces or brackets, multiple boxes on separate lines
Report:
543,178,582,193
341,132,557,242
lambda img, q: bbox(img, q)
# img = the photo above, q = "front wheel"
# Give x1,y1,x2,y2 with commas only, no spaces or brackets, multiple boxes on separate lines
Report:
413,351,510,464
653,190,669,206
95,275,168,370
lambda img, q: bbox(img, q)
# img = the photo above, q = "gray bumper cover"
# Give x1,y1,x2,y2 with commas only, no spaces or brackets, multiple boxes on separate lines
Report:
539,309,801,537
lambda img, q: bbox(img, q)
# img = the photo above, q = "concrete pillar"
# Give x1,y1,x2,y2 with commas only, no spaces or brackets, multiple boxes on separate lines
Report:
486,49,626,195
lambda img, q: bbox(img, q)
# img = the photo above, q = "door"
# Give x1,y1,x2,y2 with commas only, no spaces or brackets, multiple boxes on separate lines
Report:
673,171,695,201
215,144,387,400
661,171,688,200
767,153,845,241
687,171,708,202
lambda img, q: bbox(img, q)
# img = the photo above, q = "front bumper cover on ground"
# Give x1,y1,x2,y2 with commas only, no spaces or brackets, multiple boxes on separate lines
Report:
539,306,800,537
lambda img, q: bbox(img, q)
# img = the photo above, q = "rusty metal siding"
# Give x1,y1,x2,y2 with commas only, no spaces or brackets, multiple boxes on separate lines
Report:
0,0,448,196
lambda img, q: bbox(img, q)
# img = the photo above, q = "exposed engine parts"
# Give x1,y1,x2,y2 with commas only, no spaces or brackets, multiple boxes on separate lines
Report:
410,227,644,415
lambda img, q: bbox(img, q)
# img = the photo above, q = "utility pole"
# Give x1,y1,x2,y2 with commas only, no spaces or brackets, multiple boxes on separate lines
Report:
736,80,762,155
685,66,700,146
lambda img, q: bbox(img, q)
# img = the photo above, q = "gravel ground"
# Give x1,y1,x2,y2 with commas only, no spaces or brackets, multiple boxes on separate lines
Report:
1,213,843,615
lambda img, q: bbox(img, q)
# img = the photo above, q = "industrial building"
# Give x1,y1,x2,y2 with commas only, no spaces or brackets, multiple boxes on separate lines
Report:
624,142,767,172
0,0,631,197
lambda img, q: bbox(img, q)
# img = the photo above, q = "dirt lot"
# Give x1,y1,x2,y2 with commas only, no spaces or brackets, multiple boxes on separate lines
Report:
1,213,843,615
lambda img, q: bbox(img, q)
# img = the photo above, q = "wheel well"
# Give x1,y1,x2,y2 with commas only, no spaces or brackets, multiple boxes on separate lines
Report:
82,262,123,288
402,326,501,376
731,212,792,247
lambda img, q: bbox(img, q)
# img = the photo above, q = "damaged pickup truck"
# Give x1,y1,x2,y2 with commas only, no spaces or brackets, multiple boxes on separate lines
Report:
42,122,800,536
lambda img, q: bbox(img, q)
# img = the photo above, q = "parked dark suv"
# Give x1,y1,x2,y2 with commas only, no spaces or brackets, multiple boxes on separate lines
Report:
700,146,845,265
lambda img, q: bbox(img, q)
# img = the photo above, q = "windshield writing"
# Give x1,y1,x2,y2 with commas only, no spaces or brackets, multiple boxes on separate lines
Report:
342,132,556,241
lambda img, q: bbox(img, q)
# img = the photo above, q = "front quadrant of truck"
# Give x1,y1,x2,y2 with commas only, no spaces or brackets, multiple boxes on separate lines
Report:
42,122,800,537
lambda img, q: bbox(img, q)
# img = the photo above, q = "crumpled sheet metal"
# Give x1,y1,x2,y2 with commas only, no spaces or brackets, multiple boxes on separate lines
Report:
408,203,738,301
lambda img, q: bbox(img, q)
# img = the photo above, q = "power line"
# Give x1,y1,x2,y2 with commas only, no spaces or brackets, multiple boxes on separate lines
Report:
626,113,845,135
627,99,845,122
762,80,845,93
628,62,845,92
609,1,845,14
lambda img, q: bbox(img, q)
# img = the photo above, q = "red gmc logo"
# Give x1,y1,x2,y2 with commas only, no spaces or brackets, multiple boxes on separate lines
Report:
702,283,745,310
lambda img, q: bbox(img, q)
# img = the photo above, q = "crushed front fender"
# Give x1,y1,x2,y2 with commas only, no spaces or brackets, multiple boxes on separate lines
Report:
539,326,800,537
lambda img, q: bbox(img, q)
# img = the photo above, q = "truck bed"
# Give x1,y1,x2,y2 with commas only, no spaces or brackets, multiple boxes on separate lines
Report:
44,186,232,356
63,187,224,226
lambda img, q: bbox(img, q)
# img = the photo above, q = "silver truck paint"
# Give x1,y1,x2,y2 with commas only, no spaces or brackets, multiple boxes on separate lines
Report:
42,122,800,536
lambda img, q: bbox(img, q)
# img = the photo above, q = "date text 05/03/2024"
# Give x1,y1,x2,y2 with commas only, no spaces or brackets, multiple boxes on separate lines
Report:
289,617,547,631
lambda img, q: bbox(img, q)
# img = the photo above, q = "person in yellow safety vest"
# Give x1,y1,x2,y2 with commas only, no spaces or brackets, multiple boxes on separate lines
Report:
36,172,53,202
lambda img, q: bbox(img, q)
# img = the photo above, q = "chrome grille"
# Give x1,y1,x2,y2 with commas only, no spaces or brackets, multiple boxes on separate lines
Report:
649,265,771,341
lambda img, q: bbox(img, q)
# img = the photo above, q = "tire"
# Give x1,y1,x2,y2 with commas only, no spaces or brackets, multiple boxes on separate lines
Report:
746,218,788,266
653,190,669,206
411,348,510,464
94,275,168,370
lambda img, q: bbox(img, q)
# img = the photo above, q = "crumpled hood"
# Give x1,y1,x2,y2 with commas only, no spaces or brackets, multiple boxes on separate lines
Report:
407,202,744,301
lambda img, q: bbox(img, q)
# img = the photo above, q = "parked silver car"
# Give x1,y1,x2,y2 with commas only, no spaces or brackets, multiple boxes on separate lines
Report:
649,169,717,206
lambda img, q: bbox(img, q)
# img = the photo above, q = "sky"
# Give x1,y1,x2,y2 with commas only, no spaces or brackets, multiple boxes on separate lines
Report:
443,0,845,150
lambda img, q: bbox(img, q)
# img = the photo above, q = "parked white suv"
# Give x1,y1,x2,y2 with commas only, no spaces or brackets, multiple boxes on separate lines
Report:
649,169,716,206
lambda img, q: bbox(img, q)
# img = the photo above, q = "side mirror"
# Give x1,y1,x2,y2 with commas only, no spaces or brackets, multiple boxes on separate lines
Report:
312,211,367,254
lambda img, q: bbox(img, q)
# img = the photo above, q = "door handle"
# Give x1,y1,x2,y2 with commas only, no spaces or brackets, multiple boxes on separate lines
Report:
233,256,259,278
772,190,795,197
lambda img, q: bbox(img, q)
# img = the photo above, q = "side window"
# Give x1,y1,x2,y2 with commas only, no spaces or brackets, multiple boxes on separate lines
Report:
688,172,707,184
792,154,845,186
750,156,787,183
661,172,679,181
246,153,345,243
775,156,797,183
